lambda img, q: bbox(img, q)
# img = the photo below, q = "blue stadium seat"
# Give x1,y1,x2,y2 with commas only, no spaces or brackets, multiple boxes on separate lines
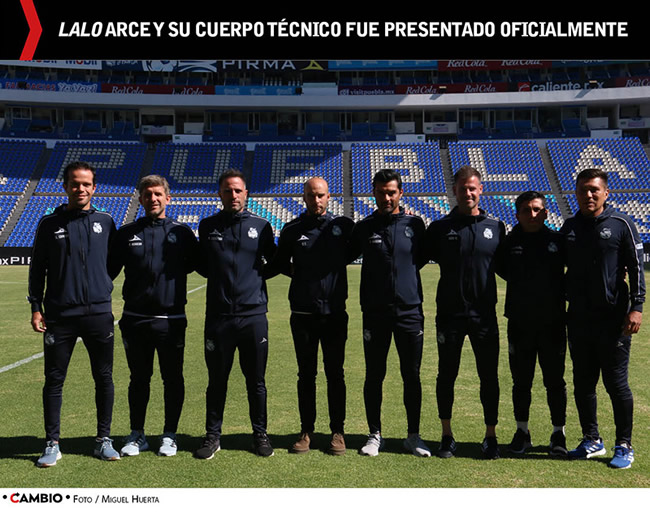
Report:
448,140,551,193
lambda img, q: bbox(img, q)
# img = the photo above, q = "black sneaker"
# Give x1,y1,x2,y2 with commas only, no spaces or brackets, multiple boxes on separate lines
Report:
253,432,274,457
194,435,220,459
438,435,457,458
549,431,568,457
481,436,500,459
508,429,532,454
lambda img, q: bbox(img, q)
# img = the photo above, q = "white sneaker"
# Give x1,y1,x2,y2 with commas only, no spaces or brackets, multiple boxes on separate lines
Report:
158,433,178,457
120,431,149,456
403,433,432,457
37,441,62,467
359,432,384,456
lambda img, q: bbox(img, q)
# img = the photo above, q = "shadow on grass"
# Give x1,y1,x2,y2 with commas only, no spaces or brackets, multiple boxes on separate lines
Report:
1,435,611,467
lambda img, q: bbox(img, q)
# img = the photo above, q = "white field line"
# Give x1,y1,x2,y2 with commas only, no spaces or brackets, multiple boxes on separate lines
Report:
0,283,207,375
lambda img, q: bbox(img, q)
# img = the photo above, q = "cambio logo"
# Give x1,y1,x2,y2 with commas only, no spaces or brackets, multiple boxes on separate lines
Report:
6,493,65,504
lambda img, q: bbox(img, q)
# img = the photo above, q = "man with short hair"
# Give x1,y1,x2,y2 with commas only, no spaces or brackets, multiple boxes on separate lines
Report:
265,177,353,455
561,168,645,469
349,169,431,457
426,165,505,459
28,161,119,467
495,191,568,456
108,174,198,457
195,169,277,459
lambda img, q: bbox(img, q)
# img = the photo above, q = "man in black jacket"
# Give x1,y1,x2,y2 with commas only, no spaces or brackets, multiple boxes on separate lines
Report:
194,169,277,459
426,165,505,459
109,175,198,458
265,177,353,456
561,168,645,469
28,161,119,467
495,191,567,456
349,169,431,457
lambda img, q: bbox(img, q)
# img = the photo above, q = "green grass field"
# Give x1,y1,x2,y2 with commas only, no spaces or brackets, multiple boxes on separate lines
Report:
1,264,650,489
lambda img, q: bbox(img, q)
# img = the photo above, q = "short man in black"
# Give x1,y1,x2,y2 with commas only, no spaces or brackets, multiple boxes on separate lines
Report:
109,175,198,457
561,168,645,469
28,161,119,467
349,169,431,457
495,191,567,456
426,165,505,459
194,169,277,459
266,177,353,455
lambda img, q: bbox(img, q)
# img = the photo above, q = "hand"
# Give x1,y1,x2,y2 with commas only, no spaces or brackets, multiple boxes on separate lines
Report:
622,310,642,336
31,311,46,333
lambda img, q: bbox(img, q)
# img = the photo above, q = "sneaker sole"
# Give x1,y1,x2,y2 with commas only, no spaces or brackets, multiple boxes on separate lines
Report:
550,446,568,457
195,446,220,460
609,461,633,469
508,443,532,454
570,447,607,459
359,450,379,456
121,443,149,457
255,450,275,457
437,451,455,458
95,454,120,461
328,448,346,456
37,452,62,468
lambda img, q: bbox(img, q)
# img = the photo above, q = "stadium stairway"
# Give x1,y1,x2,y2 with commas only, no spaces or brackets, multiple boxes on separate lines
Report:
539,144,573,220
341,149,355,218
439,147,458,209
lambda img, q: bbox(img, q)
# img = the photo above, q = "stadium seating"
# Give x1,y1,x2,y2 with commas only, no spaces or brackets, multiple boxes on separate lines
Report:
351,142,446,194
35,141,147,195
135,196,346,241
5,195,132,247
448,140,552,193
0,140,45,193
352,195,450,225
547,137,650,191
565,192,650,242
479,194,564,232
0,195,21,233
4,136,650,248
249,143,344,194
149,142,246,194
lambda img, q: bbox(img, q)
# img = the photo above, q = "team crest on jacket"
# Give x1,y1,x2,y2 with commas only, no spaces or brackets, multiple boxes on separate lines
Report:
93,222,102,234
483,227,493,239
548,242,558,253
248,227,258,239
600,227,612,240
167,232,177,243
331,225,342,237
405,226,414,238
208,229,223,241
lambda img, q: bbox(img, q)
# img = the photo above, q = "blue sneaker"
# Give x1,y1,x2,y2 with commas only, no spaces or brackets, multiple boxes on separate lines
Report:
569,437,606,459
609,444,634,469
94,437,121,461
37,441,62,467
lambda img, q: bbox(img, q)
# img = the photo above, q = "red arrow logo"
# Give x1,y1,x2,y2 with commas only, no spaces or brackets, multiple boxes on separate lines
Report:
20,0,42,60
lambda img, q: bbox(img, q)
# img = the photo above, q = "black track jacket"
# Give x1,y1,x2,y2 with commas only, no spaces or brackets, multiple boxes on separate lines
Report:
197,209,276,317
426,207,505,318
108,216,198,317
349,208,427,313
495,224,566,323
28,205,116,319
561,204,645,318
265,211,354,315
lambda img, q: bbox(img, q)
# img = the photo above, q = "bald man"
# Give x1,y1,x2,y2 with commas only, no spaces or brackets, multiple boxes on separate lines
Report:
266,177,354,455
